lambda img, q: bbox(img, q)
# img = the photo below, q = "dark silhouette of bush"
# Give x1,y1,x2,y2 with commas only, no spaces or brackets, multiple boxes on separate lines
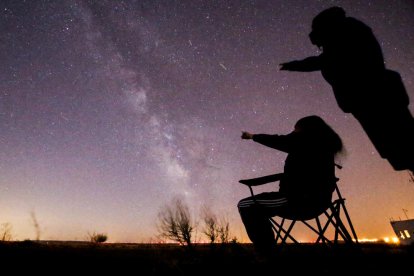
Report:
88,232,108,243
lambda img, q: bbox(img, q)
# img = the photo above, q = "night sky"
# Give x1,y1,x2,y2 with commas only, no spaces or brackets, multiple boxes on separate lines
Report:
1,0,413,243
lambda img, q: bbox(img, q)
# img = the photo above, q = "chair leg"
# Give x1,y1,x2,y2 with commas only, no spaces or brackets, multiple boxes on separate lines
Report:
270,218,299,244
320,201,357,244
323,204,346,243
315,217,331,244
332,203,355,243
339,201,359,243
281,220,297,244
272,217,285,244
301,219,332,244
334,187,359,243
332,205,341,243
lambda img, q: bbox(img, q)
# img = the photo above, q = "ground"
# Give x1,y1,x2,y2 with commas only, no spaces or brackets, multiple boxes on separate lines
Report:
0,241,412,275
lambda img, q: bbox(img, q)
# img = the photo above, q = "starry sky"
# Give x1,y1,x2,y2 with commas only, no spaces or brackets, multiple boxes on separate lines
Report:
1,0,413,243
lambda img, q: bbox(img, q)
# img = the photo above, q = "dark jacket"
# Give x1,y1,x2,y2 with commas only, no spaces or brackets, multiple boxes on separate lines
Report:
288,17,386,113
253,132,336,204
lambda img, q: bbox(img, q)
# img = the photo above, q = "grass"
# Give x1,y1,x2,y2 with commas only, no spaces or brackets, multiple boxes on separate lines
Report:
0,241,413,275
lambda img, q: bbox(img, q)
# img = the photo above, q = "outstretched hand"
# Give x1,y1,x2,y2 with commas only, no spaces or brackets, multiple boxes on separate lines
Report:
241,131,253,139
239,179,251,186
279,61,298,71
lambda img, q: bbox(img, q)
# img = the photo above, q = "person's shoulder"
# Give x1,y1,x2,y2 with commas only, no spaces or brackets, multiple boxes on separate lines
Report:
341,17,375,41
344,17,372,31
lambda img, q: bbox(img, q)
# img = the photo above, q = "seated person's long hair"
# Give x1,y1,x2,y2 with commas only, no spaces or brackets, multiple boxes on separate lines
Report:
294,115,343,157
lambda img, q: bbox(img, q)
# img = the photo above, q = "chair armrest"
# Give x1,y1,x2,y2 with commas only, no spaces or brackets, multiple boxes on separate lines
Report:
239,173,283,186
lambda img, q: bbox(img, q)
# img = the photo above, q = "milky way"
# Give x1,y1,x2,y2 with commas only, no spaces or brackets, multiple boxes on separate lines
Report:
1,0,413,242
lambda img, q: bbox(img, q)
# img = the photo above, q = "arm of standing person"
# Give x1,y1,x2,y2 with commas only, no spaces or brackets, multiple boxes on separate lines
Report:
279,55,322,72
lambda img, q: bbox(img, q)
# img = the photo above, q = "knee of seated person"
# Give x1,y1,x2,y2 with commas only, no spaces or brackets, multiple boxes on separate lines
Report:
238,203,259,217
237,197,254,209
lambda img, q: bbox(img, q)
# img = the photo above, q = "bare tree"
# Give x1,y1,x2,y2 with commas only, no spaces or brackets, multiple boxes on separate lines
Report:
157,197,194,247
201,206,218,243
30,211,41,241
1,223,13,241
201,206,232,244
217,217,230,243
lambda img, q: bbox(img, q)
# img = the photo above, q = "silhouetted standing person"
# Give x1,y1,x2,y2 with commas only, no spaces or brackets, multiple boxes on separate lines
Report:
280,6,414,173
238,115,343,254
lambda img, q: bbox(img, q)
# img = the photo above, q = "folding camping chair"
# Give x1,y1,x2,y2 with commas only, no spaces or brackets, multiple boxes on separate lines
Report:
246,165,358,245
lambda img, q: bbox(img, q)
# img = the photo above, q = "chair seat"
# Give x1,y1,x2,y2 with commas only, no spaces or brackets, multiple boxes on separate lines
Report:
275,194,333,221
270,197,358,245
276,203,330,221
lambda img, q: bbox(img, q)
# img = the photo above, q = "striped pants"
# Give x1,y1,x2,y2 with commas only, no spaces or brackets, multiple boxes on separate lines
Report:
238,192,289,251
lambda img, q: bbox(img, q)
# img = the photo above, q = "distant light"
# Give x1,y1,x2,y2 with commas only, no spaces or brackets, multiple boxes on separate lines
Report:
358,238,379,243
382,237,400,244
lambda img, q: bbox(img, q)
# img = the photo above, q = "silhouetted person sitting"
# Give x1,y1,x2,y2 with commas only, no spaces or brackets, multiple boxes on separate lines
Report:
280,6,414,173
238,115,343,254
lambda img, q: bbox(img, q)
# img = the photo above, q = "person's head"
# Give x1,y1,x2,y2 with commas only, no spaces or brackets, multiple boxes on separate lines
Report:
309,6,346,47
294,115,343,154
